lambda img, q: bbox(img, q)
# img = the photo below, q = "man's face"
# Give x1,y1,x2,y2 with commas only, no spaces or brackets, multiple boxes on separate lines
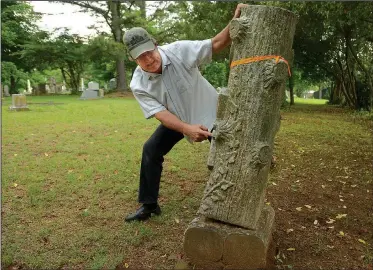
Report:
135,49,162,73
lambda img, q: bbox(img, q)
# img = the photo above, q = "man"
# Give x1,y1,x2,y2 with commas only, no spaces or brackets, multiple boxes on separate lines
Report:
124,4,247,222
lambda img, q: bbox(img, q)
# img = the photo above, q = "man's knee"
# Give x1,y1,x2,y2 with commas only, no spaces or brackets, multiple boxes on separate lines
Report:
143,139,162,161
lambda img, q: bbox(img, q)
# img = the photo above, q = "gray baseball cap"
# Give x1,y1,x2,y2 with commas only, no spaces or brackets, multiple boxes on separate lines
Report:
123,27,155,59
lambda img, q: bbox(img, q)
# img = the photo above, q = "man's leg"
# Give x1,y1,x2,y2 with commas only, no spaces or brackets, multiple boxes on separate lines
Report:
139,124,184,203
125,124,184,222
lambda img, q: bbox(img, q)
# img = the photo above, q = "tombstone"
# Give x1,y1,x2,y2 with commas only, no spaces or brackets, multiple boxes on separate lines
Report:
9,94,30,111
313,88,328,99
80,78,85,92
4,85,10,97
55,84,62,94
99,89,105,98
88,81,99,91
36,83,47,95
286,90,290,99
80,81,101,100
60,81,70,94
304,91,314,99
47,77,56,93
63,80,66,89
184,5,297,269
109,78,116,90
26,79,32,95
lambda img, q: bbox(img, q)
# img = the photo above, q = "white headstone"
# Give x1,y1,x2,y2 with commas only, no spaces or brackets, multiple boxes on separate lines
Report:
27,79,32,94
88,81,99,90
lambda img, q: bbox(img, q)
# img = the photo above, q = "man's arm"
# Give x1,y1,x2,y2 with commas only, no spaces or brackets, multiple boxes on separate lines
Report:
211,4,248,54
155,110,212,142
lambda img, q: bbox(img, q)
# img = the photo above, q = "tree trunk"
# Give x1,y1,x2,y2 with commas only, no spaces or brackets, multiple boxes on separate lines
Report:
10,75,16,94
346,38,373,111
329,82,335,104
200,6,297,229
136,0,146,18
289,66,295,105
109,0,127,91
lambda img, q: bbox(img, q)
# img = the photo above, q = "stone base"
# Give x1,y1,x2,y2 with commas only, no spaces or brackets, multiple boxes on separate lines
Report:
184,205,275,270
80,90,100,100
9,106,30,111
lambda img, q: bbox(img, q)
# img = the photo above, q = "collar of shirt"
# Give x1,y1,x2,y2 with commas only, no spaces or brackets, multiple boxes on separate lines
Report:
141,47,170,80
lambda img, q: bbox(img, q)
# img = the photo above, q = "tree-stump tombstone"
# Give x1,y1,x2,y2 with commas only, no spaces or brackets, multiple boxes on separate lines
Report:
184,5,297,269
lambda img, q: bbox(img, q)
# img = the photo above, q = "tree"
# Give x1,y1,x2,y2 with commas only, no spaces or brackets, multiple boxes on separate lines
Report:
55,1,179,91
1,1,43,93
21,31,88,94
84,34,130,89
268,1,373,110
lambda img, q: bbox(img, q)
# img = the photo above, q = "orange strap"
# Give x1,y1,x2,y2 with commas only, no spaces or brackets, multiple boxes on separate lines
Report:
230,55,291,76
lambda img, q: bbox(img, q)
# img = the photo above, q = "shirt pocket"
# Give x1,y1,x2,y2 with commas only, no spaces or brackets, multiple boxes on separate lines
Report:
175,69,193,95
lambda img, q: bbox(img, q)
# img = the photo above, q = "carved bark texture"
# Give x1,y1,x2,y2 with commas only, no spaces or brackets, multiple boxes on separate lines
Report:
200,5,297,229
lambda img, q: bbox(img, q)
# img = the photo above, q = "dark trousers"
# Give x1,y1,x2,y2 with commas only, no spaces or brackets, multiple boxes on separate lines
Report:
138,125,184,204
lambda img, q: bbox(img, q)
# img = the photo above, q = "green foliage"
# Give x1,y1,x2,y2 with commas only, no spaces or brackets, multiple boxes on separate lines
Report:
173,1,240,61
268,1,373,109
84,35,135,88
21,31,88,93
201,60,229,88
1,1,42,68
1,62,28,94
1,1,45,92
28,68,64,89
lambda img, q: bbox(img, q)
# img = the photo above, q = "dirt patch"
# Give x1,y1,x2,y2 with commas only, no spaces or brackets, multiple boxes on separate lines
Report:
267,105,373,269
105,91,135,99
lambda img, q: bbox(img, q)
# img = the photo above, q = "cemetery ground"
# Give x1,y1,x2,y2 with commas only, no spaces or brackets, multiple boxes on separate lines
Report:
2,95,372,270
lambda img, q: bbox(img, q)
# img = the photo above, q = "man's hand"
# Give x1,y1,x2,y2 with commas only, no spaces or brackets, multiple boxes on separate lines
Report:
183,124,212,142
212,3,249,54
233,3,249,19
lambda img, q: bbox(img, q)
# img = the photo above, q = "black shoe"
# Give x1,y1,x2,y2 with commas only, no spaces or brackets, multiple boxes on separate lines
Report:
124,204,161,222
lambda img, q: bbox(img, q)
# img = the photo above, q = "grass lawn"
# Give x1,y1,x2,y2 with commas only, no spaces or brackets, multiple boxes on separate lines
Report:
2,94,372,269
292,97,328,105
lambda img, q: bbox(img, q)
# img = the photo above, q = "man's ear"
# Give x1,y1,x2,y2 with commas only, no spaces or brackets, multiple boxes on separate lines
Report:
152,38,158,46
125,46,135,61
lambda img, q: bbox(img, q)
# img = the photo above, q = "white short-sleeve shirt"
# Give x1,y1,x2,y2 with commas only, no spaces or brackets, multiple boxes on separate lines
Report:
130,39,218,141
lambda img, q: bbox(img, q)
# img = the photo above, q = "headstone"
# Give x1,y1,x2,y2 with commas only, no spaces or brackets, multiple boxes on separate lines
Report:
99,89,105,98
286,91,290,99
184,5,297,269
36,83,47,95
9,94,30,111
27,79,32,95
80,81,101,100
4,85,10,97
60,81,70,94
109,78,116,90
304,91,314,99
88,81,99,90
80,78,85,92
48,77,56,93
